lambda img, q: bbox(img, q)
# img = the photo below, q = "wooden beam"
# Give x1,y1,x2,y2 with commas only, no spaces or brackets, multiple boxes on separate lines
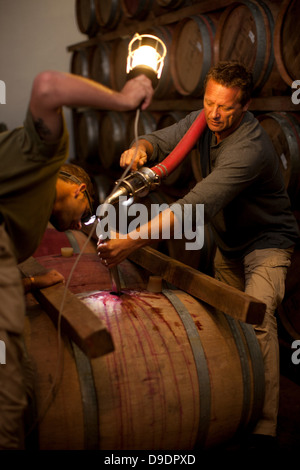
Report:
128,247,266,325
18,257,114,358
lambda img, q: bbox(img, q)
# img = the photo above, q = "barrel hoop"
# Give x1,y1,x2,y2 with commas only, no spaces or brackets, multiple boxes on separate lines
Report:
171,14,215,96
241,0,267,86
71,341,99,450
189,15,215,96
65,230,81,253
224,314,252,432
76,0,98,36
162,289,211,448
239,321,265,429
95,0,121,29
255,0,275,92
268,112,300,194
277,113,300,197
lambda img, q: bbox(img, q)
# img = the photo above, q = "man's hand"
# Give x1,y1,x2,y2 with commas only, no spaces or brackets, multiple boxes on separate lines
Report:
97,232,144,268
120,145,148,171
120,139,153,171
119,74,154,111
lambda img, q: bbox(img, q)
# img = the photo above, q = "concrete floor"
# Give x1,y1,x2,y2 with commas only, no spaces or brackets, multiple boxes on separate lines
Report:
210,337,300,455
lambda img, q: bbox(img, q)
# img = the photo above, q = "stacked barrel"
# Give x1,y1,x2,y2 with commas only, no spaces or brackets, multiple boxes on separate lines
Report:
70,0,299,199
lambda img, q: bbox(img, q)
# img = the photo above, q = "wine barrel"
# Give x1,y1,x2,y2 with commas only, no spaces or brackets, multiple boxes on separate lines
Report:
92,173,115,207
73,109,102,164
156,111,187,130
109,37,131,92
148,26,179,99
33,226,97,257
24,251,264,450
98,111,129,169
170,14,217,97
75,0,99,37
126,110,157,148
121,0,154,20
94,0,122,31
214,0,286,94
258,112,300,208
89,41,113,87
90,111,156,170
273,0,300,87
70,49,92,77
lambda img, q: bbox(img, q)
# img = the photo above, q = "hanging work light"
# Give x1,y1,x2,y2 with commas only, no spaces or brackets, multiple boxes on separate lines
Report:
126,33,167,88
102,31,208,207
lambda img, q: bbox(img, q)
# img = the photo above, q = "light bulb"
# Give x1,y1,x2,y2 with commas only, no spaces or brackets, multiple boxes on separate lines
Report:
131,45,160,73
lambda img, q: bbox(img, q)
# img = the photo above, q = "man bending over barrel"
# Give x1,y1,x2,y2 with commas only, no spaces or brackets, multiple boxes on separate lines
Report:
0,70,153,449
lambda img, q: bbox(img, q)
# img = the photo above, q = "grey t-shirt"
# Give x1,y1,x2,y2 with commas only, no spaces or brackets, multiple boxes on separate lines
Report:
140,110,299,258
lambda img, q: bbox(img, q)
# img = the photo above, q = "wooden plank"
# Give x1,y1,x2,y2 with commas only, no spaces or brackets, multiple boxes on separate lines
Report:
128,246,266,325
18,257,114,358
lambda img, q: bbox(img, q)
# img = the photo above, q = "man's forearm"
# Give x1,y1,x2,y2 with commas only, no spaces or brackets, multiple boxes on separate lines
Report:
29,71,153,142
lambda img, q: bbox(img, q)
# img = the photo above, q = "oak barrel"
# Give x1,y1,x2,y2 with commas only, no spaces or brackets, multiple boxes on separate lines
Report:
75,0,99,37
33,226,97,258
258,112,300,208
126,110,157,148
170,14,216,97
273,0,300,86
72,109,102,164
121,0,154,20
70,49,91,77
148,26,179,99
109,37,131,92
89,41,113,87
24,250,264,450
94,0,122,31
214,0,286,94
98,111,129,169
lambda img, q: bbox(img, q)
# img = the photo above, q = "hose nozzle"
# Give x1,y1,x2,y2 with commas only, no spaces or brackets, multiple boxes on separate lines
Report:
105,167,160,206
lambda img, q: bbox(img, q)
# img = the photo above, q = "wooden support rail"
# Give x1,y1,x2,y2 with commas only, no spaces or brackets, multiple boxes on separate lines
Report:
128,246,266,325
19,257,114,358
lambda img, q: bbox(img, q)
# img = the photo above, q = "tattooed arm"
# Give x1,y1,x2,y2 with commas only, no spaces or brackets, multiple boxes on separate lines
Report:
29,70,153,142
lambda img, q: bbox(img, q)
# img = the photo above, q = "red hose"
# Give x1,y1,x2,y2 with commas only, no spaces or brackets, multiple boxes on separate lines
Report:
151,110,207,178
